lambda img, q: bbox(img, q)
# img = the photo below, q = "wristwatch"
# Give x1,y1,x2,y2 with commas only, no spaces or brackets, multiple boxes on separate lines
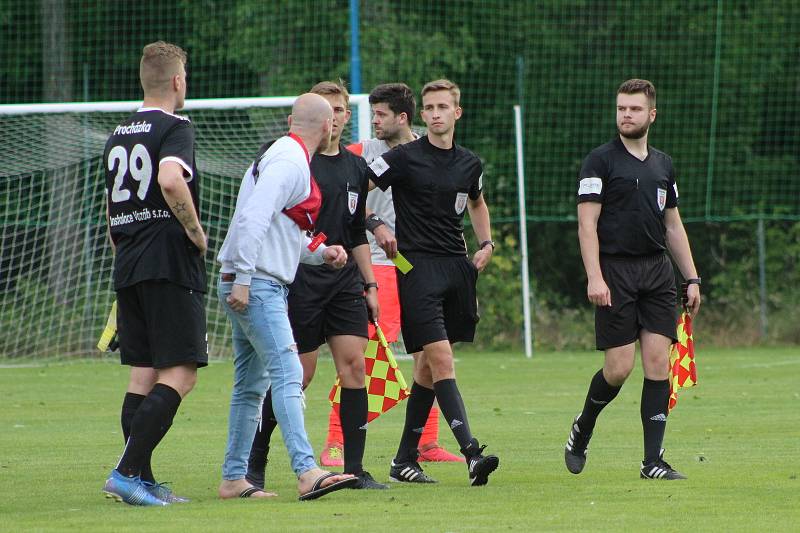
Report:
479,240,495,252
364,282,378,291
686,278,701,286
365,213,385,233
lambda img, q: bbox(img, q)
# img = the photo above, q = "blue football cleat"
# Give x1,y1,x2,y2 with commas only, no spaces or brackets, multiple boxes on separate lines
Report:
103,470,169,506
144,481,190,503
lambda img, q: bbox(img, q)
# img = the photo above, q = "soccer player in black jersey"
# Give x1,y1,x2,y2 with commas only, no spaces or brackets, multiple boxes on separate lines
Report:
367,79,499,486
566,79,702,480
245,81,386,490
102,42,208,506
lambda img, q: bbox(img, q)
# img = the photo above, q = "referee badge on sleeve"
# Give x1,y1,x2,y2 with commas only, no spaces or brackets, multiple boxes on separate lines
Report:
657,188,667,211
578,177,603,195
369,156,389,177
455,192,468,214
348,191,359,215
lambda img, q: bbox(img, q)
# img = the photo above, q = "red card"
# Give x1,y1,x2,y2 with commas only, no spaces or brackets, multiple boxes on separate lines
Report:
307,232,327,252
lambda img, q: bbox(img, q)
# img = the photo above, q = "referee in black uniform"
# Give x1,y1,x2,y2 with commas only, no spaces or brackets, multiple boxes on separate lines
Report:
245,81,386,490
102,41,208,505
565,79,701,480
368,79,499,487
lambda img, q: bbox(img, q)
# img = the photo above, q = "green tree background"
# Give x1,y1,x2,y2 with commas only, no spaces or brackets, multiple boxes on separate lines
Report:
1,0,798,352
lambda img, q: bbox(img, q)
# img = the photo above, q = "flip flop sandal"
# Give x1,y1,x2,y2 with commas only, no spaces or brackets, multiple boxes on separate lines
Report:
298,472,358,501
239,486,267,498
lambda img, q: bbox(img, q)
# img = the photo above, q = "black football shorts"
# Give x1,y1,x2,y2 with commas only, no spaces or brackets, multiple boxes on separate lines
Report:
595,253,678,350
116,279,208,369
397,255,480,354
288,260,369,354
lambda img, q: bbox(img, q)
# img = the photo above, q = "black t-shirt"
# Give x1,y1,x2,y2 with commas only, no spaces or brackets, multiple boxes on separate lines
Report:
367,136,483,257
310,145,369,251
104,108,206,291
577,137,679,256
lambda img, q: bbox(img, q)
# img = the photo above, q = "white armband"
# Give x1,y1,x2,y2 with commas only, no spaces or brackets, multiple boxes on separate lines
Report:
578,177,603,195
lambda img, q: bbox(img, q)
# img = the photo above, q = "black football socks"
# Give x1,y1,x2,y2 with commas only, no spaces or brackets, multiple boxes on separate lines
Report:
249,387,278,474
578,369,622,434
641,378,670,464
120,392,156,483
433,379,474,453
120,392,145,441
339,387,368,474
116,383,181,478
395,382,436,463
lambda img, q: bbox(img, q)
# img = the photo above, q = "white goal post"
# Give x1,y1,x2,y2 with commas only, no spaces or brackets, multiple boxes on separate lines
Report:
0,95,371,360
0,95,372,140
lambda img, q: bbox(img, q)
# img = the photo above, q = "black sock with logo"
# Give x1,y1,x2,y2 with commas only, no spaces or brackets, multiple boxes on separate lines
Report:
641,378,670,464
433,379,474,453
395,382,436,463
578,369,622,434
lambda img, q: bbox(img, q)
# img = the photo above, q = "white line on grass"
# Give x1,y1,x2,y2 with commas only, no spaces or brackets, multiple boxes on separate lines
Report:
738,358,800,369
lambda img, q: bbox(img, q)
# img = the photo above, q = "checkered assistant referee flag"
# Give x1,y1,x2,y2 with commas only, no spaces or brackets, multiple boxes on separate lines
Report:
329,324,410,422
668,311,697,411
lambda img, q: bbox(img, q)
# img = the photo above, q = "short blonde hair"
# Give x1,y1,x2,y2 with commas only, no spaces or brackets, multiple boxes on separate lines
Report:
140,41,187,94
310,80,350,108
421,79,461,107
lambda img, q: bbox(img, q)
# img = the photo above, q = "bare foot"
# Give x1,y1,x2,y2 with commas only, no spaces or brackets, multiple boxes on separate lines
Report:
219,478,278,499
297,468,356,496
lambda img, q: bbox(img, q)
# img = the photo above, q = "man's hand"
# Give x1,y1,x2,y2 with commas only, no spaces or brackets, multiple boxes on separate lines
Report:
323,245,348,268
374,225,398,259
587,275,612,307
227,283,249,312
471,247,493,272
365,288,380,323
186,226,208,256
683,282,701,318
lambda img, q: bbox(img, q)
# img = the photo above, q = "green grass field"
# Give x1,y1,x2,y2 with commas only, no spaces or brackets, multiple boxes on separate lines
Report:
1,347,798,532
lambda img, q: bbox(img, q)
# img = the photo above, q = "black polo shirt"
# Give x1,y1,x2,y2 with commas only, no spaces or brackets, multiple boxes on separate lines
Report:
577,137,679,256
104,108,206,291
310,145,369,251
367,135,483,257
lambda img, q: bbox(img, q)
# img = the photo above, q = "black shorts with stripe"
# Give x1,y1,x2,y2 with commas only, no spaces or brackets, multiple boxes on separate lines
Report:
288,260,369,354
397,255,480,354
595,252,678,350
116,279,208,369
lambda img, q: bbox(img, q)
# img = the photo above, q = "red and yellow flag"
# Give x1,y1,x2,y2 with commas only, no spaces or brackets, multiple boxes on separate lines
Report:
668,311,697,411
329,325,410,422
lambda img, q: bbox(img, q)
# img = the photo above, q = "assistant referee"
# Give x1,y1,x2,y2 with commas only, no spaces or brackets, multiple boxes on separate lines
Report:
367,79,499,487
565,79,701,480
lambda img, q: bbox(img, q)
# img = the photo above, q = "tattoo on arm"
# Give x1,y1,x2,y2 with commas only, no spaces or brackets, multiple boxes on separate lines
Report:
171,201,198,231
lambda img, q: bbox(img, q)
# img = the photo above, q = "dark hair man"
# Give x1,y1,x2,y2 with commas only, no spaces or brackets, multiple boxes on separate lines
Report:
367,79,500,487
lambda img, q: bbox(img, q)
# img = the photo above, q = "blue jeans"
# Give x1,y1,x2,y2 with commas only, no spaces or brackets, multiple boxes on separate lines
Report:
218,278,317,480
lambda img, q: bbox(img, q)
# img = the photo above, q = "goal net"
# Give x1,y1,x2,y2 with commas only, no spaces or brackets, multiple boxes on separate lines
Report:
0,95,371,360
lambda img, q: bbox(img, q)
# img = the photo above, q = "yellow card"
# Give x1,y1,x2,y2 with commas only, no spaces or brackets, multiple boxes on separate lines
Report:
392,252,413,274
